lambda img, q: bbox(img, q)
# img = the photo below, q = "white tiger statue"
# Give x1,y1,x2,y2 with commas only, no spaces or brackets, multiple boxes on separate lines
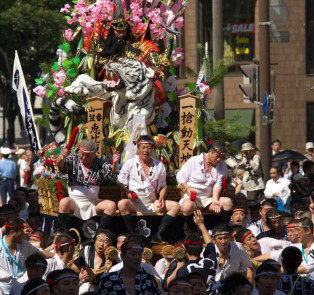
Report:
65,58,155,130
49,97,85,144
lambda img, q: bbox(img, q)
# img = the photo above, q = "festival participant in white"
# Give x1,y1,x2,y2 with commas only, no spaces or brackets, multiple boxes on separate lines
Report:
176,140,233,229
117,135,180,242
56,139,120,230
0,217,40,295
194,211,253,284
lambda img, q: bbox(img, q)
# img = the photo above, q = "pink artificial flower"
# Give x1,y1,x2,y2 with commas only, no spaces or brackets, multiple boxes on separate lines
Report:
63,29,75,41
174,16,184,29
33,85,47,98
171,48,184,67
57,87,66,97
198,82,211,97
162,76,177,92
53,68,67,87
60,3,71,13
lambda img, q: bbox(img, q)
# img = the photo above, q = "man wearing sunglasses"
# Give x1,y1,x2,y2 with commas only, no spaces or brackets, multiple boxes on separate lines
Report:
57,139,120,230
176,140,233,229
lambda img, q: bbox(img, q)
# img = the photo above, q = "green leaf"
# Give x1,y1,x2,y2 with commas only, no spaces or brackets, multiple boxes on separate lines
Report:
48,83,58,90
186,82,196,92
73,57,80,65
58,43,70,53
52,62,60,72
65,16,71,20
167,91,177,102
169,66,176,76
46,90,53,98
35,78,45,85
63,59,72,69
72,0,77,3
67,68,78,77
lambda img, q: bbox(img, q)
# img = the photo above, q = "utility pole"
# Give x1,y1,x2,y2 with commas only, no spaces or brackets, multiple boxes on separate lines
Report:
259,0,271,181
212,0,224,120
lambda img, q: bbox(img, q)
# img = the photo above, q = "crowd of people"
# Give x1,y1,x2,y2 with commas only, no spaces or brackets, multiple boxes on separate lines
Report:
0,137,314,295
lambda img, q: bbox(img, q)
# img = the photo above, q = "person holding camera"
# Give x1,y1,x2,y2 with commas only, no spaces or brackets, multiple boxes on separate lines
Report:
237,143,265,201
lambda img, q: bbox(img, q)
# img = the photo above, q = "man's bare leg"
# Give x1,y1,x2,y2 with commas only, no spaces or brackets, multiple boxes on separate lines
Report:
118,199,138,233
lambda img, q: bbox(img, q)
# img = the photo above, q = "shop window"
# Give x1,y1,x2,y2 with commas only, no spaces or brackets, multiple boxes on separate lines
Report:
199,0,256,72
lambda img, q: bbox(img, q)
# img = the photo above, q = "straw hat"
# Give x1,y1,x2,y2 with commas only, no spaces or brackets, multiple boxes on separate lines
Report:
241,142,255,152
15,148,25,155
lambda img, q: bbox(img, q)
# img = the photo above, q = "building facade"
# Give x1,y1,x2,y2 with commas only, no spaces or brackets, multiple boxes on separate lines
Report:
180,0,314,152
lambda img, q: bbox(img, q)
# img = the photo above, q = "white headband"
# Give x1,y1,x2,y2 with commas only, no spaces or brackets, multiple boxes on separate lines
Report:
212,231,230,237
138,141,154,145
25,283,48,295
267,215,282,219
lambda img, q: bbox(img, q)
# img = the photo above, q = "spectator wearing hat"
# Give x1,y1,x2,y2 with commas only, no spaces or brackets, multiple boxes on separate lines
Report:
237,142,265,201
278,246,314,295
305,142,314,161
264,167,290,207
0,147,16,205
15,149,27,187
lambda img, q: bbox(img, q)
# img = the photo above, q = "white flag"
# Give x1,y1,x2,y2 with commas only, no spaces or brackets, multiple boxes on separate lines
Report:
12,51,41,153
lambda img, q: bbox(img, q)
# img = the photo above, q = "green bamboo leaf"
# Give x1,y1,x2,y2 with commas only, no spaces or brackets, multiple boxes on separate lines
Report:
48,83,58,90
46,90,53,98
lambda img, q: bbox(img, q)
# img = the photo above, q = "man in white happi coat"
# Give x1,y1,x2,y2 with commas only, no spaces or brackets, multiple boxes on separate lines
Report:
0,217,40,295
57,139,120,230
117,135,180,242
176,140,233,230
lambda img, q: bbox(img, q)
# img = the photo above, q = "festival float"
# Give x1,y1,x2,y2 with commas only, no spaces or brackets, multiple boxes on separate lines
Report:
33,0,216,240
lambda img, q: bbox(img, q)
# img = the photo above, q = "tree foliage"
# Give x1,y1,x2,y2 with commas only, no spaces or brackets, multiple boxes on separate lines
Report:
0,0,67,145
0,0,67,81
